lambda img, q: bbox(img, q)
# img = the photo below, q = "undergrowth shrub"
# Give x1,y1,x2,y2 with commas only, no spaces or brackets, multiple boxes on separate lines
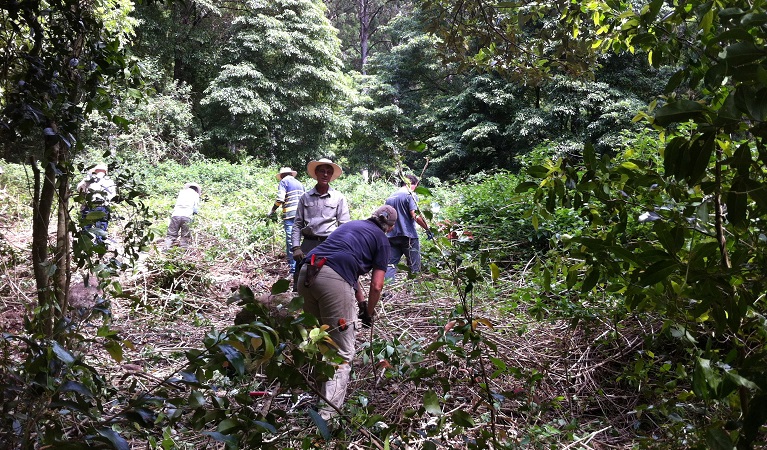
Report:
439,170,586,268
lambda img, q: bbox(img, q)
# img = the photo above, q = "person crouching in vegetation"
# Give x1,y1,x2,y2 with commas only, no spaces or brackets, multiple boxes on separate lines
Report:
296,205,396,421
269,167,305,274
163,183,201,250
77,163,117,244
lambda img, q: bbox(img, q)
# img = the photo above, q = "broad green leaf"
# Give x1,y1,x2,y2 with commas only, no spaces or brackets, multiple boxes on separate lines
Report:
620,161,640,171
565,266,579,289
103,341,124,363
189,390,206,409
745,179,767,213
406,141,427,152
262,332,275,360
726,177,749,228
732,143,752,174
515,181,539,193
217,344,245,376
741,12,767,26
644,0,663,23
414,185,432,197
693,358,720,399
527,165,551,178
720,41,764,66
714,90,741,125
217,418,239,434
202,431,237,445
52,341,76,365
583,142,596,169
705,427,734,450
664,69,686,93
451,409,475,427
270,278,290,295
663,136,689,179
85,210,107,220
490,262,500,281
638,259,679,286
700,9,714,35
96,428,130,450
653,100,706,126
423,389,443,415
60,381,94,398
735,85,767,120
724,371,758,390
581,267,599,293
704,62,727,91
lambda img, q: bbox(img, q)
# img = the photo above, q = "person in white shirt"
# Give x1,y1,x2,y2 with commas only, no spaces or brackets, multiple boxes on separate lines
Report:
77,163,117,243
163,183,201,249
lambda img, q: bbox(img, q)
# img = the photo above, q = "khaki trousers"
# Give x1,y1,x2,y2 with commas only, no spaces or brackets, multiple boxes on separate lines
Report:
297,265,357,419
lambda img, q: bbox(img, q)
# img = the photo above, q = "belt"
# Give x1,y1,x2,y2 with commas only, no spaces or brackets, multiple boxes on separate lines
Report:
303,235,327,242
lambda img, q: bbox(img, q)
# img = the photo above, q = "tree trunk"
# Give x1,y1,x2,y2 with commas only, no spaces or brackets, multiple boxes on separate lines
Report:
30,146,59,335
358,0,370,74
55,170,71,315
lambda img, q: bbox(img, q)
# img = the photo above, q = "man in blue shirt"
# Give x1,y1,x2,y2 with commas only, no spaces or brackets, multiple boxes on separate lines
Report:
384,174,433,281
269,167,305,274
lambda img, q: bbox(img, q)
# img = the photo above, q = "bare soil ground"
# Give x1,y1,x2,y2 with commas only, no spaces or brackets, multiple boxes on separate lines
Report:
0,196,649,449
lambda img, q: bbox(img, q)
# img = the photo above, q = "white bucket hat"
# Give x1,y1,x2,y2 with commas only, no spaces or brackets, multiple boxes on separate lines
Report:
92,163,108,174
306,158,342,182
184,182,201,193
277,167,297,179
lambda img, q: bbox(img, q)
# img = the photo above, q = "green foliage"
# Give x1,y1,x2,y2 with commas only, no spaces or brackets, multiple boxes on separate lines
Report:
83,63,201,165
425,74,647,178
200,0,349,163
0,299,129,448
436,171,586,266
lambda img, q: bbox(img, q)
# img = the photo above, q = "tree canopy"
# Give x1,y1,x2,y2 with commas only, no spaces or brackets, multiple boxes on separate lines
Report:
200,0,349,164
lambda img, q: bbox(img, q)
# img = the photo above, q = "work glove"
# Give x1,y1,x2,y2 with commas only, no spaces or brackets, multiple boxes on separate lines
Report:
426,230,434,240
358,301,373,328
292,247,304,262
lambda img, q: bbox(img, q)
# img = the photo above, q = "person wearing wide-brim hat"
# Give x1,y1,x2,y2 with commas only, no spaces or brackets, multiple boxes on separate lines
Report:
290,158,350,280
306,158,342,182
76,163,117,244
269,166,305,273
163,182,202,250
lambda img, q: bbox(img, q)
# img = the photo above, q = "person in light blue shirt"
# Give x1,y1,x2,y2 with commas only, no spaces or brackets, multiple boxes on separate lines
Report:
269,167,305,273
384,174,433,281
163,183,201,249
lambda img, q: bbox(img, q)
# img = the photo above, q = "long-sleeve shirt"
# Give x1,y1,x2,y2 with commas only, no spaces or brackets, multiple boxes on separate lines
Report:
291,187,350,248
77,174,117,204
171,187,200,219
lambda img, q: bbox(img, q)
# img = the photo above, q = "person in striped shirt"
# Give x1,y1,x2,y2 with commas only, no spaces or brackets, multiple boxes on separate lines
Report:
269,167,306,274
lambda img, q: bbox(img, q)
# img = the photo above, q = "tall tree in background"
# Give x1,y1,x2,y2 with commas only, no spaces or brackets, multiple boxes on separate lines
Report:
338,12,452,173
0,0,137,335
324,0,409,72
201,0,348,163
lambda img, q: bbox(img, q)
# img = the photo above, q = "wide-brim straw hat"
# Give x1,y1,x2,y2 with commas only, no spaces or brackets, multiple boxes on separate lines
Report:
307,158,342,182
184,182,201,193
277,167,297,179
